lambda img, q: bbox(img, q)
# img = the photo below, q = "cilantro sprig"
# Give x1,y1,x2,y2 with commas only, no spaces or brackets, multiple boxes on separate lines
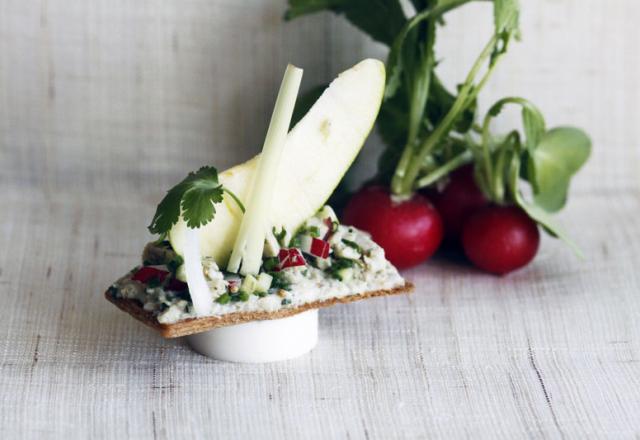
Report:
148,166,245,235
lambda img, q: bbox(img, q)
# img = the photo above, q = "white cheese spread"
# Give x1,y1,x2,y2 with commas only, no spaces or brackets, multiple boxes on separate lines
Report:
111,209,405,324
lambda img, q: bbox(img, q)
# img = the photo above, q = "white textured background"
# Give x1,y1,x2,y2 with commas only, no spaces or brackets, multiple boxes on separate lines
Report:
1,0,640,438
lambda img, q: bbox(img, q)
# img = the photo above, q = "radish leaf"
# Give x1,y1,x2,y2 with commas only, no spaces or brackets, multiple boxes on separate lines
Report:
509,153,583,257
494,0,520,36
529,127,591,213
285,0,407,46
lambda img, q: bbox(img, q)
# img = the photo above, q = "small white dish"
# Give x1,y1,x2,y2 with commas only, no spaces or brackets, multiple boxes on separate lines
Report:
185,309,318,363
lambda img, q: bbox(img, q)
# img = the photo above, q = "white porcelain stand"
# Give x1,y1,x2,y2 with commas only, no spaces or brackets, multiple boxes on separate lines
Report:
185,309,318,363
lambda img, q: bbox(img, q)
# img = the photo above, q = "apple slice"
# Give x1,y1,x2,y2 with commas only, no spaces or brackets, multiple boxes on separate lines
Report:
169,59,385,269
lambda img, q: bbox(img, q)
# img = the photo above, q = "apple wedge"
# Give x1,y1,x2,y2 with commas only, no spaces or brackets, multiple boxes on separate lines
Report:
169,59,385,268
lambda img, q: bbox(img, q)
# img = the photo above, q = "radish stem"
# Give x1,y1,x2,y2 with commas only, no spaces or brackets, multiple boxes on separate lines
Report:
415,150,472,189
398,35,499,195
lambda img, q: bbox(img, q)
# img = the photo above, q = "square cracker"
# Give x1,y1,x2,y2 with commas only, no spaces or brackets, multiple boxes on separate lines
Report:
105,282,413,338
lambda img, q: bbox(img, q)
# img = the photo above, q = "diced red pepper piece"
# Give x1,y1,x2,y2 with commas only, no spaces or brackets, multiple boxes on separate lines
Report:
132,266,169,284
310,237,330,259
299,236,330,259
278,248,306,269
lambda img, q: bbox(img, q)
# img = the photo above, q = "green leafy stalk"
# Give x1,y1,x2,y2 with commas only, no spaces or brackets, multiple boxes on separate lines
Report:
395,34,500,195
387,0,480,195
391,0,519,195
387,10,437,194
414,149,472,189
478,97,590,213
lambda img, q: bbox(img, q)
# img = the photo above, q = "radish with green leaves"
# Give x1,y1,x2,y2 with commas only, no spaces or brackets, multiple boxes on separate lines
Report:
286,0,591,273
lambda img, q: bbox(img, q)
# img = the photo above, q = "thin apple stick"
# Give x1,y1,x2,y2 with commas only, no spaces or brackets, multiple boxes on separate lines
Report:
227,64,303,275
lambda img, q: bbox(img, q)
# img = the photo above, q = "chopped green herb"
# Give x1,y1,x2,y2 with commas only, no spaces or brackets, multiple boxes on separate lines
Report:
281,298,292,306
216,293,231,305
269,271,291,290
289,234,303,249
290,224,320,247
328,258,355,280
342,239,362,253
262,257,280,272
238,291,250,302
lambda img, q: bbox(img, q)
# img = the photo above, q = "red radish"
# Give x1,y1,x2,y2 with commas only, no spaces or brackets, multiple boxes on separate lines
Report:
277,248,306,270
461,205,540,275
343,186,443,269
432,165,488,241
300,236,331,259
132,267,169,284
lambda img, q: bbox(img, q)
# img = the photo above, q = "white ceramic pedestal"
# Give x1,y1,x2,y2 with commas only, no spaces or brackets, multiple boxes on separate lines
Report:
185,309,318,363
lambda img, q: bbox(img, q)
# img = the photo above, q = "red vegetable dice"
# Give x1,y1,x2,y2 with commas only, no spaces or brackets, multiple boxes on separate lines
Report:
132,266,169,284
311,238,330,259
278,248,306,269
300,236,330,259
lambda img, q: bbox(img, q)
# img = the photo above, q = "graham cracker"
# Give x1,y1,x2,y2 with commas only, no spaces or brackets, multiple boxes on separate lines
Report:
105,282,413,338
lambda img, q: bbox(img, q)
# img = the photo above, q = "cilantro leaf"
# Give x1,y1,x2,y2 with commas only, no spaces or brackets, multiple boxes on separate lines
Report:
148,183,189,235
181,178,225,229
148,166,241,234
